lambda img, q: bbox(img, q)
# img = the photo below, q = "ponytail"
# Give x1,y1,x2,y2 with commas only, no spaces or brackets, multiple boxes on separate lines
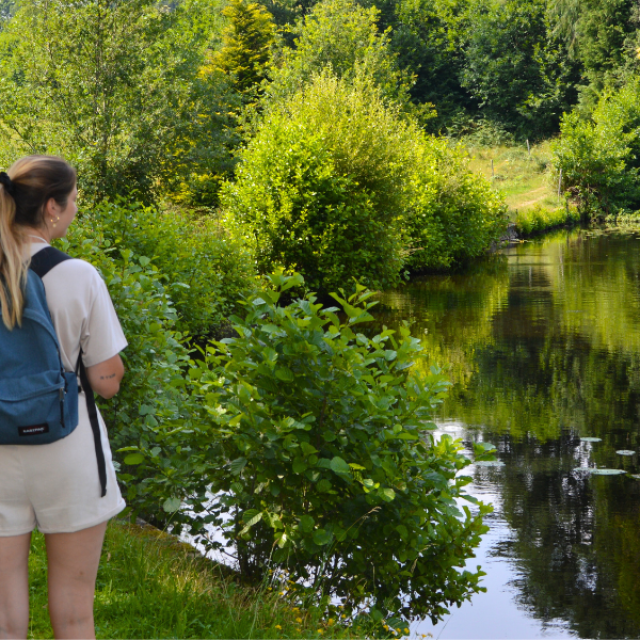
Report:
0,156,76,330
0,181,27,330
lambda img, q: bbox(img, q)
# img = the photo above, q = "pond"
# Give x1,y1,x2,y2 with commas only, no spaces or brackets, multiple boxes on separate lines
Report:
375,227,640,639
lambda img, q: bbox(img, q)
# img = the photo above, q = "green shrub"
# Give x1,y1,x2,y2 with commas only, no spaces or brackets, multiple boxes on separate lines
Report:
57,199,255,520
222,73,413,294
403,136,507,271
71,200,256,337
514,204,579,235
553,78,640,215
190,272,493,624
55,231,213,521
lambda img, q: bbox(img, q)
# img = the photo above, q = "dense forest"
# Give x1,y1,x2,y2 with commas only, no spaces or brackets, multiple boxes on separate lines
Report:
2,0,640,632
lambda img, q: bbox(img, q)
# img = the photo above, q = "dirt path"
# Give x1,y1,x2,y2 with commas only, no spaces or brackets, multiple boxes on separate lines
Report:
512,186,550,209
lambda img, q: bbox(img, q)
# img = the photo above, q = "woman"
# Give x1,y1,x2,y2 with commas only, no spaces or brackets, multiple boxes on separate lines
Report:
0,156,126,639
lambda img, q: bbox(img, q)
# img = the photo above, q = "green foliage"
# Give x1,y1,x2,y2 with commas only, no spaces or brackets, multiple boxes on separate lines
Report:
222,73,412,293
70,200,257,336
190,272,492,623
268,0,413,107
0,0,239,204
553,77,640,214
54,229,207,519
460,0,577,138
548,0,637,102
364,0,470,128
54,199,256,520
403,137,507,271
513,203,580,235
209,0,276,95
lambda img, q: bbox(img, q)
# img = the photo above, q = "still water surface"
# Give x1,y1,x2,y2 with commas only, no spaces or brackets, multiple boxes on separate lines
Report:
376,228,640,639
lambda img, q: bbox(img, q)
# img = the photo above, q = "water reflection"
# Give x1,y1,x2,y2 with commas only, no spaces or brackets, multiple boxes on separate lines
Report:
377,229,640,638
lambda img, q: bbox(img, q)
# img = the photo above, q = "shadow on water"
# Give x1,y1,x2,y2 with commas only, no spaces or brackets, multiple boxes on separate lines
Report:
375,227,640,639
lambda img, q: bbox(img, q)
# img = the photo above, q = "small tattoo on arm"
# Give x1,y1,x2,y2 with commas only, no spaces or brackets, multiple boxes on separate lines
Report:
100,373,117,380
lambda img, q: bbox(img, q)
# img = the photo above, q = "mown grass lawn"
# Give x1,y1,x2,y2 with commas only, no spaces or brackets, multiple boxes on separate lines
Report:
27,521,354,639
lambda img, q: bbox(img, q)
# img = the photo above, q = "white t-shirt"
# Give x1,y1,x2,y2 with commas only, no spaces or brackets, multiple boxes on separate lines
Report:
0,240,128,535
29,241,128,370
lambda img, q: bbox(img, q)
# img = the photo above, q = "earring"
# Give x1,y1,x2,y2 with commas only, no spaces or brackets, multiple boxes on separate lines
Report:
50,215,60,228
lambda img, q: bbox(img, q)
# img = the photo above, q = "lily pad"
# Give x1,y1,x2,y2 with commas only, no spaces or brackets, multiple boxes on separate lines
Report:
474,460,505,468
616,450,635,456
589,468,626,475
580,437,602,443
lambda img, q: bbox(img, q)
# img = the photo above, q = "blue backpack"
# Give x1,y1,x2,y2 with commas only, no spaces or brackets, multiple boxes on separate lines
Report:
0,247,107,497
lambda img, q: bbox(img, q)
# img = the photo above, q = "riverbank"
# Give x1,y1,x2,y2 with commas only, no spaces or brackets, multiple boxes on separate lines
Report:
26,521,361,639
466,140,581,237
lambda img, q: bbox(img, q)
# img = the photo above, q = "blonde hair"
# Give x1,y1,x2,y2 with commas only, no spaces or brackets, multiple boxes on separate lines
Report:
0,156,76,330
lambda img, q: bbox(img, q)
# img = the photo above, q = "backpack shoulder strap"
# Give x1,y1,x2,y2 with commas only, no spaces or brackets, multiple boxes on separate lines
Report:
29,246,73,279
29,246,108,498
76,351,107,498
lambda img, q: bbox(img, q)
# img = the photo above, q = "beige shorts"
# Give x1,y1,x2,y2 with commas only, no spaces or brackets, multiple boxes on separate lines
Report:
0,392,126,536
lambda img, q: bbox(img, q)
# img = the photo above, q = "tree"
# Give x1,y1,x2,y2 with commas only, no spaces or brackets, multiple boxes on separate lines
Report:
460,0,577,138
0,0,238,203
548,0,637,105
207,0,276,96
360,0,473,130
267,0,413,107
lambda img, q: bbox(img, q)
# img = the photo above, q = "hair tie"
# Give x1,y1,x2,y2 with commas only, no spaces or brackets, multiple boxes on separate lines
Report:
0,171,15,197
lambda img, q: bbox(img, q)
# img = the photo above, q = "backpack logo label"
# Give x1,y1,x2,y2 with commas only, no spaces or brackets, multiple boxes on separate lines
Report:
18,424,50,437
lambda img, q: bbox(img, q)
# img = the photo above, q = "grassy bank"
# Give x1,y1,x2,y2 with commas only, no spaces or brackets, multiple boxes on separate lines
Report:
26,521,361,639
466,141,580,236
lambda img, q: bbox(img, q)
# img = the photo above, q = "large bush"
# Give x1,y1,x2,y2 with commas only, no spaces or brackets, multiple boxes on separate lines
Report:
403,136,507,271
189,272,493,624
55,232,211,521
55,199,256,520
222,73,413,293
553,77,640,215
71,200,257,337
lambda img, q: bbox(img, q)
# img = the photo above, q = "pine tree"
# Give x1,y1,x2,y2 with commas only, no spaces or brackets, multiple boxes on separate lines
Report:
212,0,275,94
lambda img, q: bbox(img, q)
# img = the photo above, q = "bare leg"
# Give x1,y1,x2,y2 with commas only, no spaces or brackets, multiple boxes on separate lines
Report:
0,532,31,640
45,522,107,640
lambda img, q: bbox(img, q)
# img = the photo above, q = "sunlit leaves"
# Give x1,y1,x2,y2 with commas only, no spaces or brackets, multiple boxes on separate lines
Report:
191,270,491,624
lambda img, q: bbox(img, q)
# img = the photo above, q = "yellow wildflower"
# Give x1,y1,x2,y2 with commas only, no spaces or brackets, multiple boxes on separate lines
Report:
275,625,282,630
296,617,303,623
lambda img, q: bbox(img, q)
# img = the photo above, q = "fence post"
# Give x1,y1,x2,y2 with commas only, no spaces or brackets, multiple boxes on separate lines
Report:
557,168,562,200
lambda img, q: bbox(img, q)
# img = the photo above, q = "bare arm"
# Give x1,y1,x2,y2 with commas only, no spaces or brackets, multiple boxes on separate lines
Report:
85,354,125,399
